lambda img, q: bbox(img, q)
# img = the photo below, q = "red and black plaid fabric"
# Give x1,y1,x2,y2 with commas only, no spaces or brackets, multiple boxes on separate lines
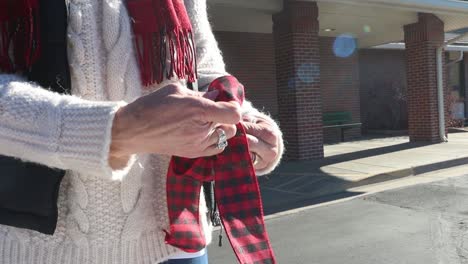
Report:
164,76,277,264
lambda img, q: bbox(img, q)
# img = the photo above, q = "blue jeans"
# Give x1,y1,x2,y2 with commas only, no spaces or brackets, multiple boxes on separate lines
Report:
160,252,208,264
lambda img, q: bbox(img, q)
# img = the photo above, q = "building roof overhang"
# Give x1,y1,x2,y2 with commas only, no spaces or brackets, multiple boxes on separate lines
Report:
208,0,468,48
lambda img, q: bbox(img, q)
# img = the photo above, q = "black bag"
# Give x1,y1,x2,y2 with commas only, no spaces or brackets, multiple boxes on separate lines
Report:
0,0,70,235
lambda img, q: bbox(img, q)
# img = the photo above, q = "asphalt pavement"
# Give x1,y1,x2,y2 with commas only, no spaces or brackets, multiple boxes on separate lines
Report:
206,134,468,263
208,159,468,263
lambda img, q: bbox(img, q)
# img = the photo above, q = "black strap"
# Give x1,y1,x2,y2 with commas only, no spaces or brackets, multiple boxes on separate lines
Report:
202,178,221,227
188,81,220,227
0,0,70,235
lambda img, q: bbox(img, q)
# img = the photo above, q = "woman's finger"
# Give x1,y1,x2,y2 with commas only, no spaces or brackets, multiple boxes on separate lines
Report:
242,121,278,146
200,143,228,157
202,124,237,148
201,90,219,100
246,134,278,165
199,99,242,125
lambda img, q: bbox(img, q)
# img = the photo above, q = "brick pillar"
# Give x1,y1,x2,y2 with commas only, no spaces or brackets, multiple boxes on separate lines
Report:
404,13,445,142
273,1,324,160
464,54,468,120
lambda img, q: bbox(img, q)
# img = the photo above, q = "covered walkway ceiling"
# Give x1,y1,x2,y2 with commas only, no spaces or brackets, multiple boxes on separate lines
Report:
208,0,468,47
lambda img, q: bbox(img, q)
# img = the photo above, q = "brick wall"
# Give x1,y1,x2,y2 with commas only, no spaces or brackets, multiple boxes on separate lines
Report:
404,13,447,142
273,1,324,160
214,30,362,147
464,55,468,119
320,37,361,143
214,31,279,118
359,49,408,132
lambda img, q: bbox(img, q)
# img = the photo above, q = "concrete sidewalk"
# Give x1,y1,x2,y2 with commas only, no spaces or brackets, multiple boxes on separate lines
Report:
259,132,468,215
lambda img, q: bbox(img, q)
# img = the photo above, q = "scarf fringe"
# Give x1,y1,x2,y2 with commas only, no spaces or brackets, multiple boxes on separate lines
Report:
0,0,41,73
134,28,197,87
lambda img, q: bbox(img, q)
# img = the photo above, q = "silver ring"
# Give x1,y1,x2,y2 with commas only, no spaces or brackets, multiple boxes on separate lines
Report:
251,152,257,164
216,128,228,149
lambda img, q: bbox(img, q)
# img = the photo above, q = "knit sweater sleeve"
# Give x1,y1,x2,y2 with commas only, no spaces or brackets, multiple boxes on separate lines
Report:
185,0,284,175
0,74,132,180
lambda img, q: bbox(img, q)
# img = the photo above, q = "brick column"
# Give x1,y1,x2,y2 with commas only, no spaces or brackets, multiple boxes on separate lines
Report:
273,1,324,160
404,13,446,142
464,54,468,119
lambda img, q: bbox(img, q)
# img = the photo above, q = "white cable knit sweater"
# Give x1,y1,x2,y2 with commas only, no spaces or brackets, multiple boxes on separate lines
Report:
0,1,283,263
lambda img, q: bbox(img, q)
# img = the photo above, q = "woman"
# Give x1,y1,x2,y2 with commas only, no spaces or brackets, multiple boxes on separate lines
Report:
0,0,283,263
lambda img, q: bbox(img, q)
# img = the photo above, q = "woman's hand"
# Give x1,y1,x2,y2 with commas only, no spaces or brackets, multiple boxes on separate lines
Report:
242,118,281,171
109,84,241,169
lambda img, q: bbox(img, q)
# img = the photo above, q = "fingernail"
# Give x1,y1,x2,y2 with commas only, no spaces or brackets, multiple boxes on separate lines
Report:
203,90,219,100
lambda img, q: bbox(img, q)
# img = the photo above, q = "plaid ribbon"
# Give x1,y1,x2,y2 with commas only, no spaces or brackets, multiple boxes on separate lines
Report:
164,76,277,264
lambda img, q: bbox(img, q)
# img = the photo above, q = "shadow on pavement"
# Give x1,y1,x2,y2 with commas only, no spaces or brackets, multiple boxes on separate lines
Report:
259,140,437,215
323,141,430,165
261,188,364,215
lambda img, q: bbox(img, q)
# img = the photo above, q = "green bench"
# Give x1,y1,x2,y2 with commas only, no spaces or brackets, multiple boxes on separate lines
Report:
323,111,361,142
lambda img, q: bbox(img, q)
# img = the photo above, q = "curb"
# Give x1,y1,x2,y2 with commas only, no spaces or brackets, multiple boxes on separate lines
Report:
260,156,468,219
263,160,468,222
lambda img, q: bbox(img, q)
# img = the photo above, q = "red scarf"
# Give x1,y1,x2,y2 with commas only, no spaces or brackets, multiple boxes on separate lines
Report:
0,0,197,87
0,0,41,73
165,76,277,264
126,0,197,86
